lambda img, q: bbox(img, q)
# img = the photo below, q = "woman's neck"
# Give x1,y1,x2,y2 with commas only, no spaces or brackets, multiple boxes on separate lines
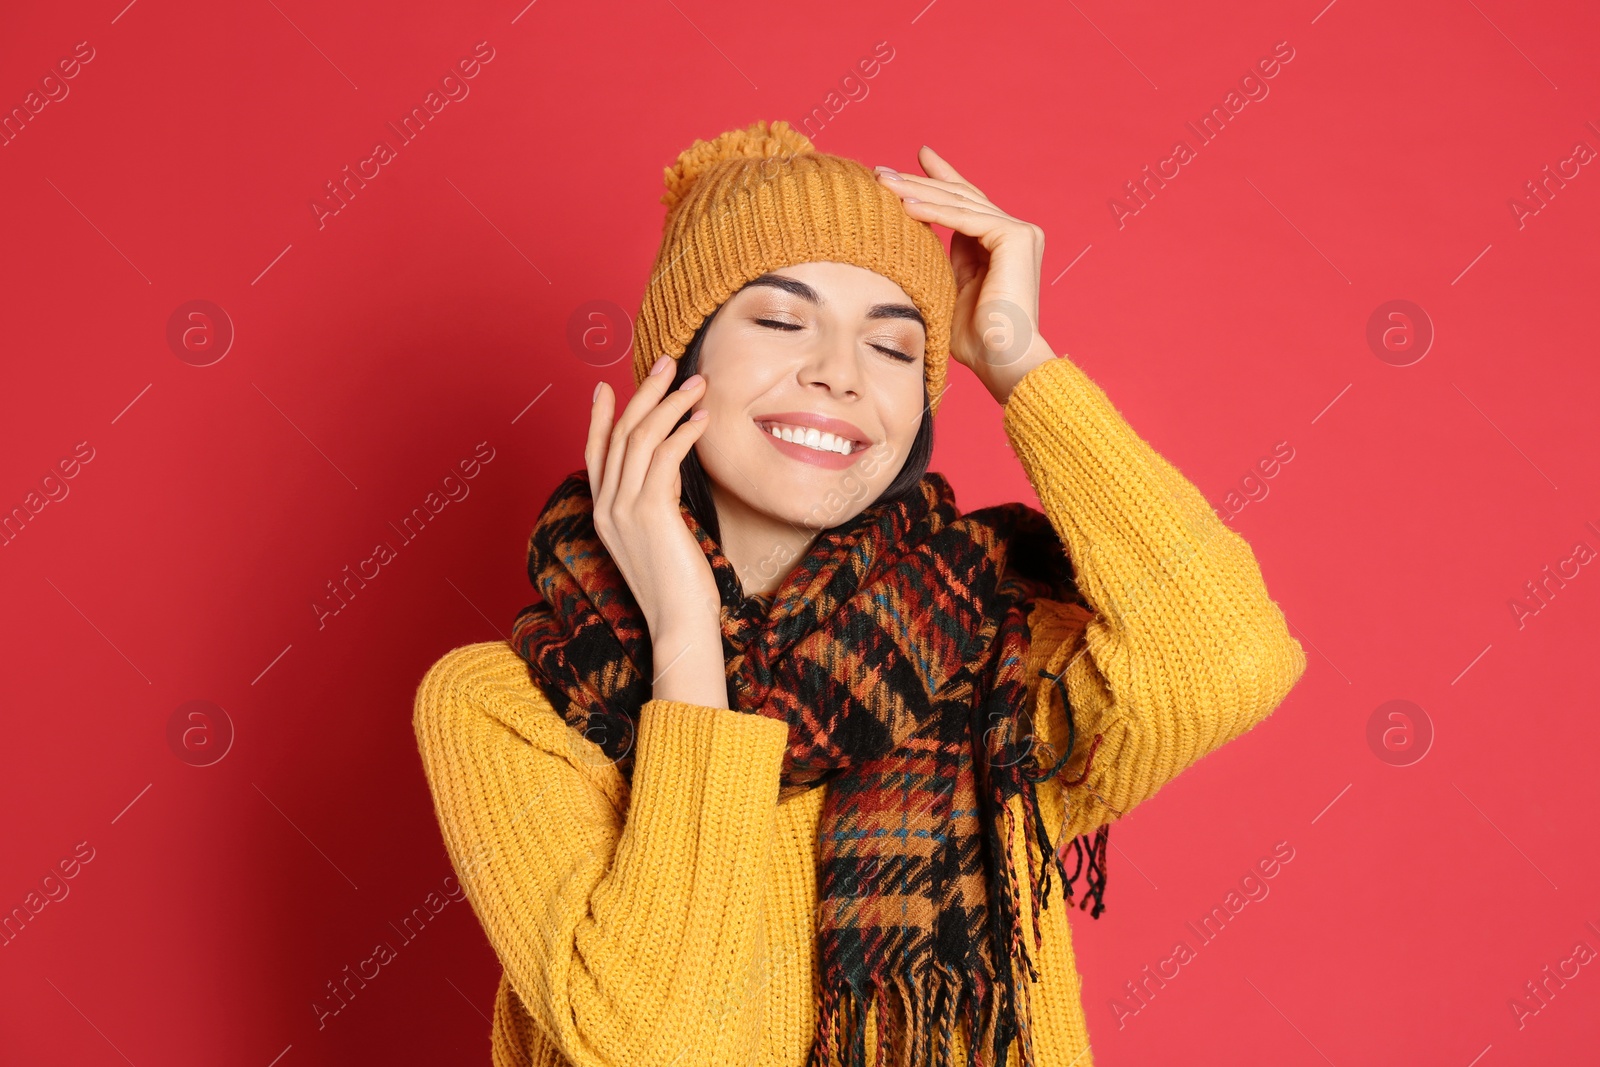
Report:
708,482,822,599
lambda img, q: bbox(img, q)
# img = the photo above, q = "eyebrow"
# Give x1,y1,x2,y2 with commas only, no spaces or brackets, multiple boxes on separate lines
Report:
737,273,926,332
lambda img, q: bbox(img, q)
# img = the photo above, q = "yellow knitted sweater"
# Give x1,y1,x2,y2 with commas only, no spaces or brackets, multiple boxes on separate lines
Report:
413,354,1307,1066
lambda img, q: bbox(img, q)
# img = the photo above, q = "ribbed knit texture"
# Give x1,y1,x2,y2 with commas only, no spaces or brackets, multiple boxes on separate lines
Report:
413,353,1308,1066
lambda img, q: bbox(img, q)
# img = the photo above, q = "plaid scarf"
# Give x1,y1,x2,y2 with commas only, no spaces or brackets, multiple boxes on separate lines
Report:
509,469,1110,1067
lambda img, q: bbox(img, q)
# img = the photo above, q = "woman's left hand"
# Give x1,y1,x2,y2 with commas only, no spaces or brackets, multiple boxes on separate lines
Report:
875,146,1056,407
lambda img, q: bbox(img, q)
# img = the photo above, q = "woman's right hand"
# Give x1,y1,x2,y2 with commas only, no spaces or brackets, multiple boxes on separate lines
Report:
586,355,727,706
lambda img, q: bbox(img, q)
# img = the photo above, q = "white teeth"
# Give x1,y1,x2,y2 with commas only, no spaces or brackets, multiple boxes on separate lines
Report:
763,422,855,455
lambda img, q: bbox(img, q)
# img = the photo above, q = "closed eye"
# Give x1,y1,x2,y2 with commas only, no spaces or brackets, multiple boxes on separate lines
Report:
754,319,915,364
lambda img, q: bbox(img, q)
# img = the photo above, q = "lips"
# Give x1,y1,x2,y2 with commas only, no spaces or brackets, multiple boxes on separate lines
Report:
753,411,872,471
752,411,870,449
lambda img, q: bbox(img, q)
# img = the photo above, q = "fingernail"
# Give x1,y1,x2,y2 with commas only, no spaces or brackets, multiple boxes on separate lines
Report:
650,355,671,375
875,167,900,180
592,381,601,402
678,373,703,391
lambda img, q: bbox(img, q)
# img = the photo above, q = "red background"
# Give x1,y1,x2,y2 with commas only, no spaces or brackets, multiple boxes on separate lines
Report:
3,1,1597,1064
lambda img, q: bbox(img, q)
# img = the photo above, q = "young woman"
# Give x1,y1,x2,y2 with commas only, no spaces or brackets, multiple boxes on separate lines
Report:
413,119,1306,1067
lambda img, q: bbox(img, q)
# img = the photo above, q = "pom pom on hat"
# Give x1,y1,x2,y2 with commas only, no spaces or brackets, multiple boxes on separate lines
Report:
660,119,816,213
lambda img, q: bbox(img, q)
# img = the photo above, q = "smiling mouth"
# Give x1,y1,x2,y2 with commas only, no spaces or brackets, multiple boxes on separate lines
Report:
754,420,866,456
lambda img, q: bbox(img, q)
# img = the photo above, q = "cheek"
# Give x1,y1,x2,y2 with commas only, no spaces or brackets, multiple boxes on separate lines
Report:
701,384,747,427
886,379,926,440
856,385,922,477
700,360,775,412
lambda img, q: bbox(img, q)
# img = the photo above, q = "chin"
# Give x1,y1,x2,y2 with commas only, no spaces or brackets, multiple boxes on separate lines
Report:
699,431,899,530
759,466,882,529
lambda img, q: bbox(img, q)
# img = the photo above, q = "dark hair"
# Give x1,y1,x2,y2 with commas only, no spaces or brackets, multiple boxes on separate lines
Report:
667,301,936,545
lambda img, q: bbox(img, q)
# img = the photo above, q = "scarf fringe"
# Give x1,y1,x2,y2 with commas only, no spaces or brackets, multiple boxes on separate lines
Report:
808,962,1030,1067
1024,665,1111,921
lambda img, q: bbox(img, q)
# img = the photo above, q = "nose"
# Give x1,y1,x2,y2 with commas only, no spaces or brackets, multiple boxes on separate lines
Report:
798,332,863,400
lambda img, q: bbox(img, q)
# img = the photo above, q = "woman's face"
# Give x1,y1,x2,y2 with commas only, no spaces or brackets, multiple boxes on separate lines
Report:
690,261,928,531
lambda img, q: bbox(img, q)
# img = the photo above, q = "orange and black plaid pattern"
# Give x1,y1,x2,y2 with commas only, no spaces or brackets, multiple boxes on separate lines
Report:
510,469,1109,1067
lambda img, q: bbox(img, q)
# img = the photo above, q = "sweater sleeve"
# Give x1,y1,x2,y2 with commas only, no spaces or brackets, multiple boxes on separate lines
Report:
412,641,793,1067
1001,355,1308,839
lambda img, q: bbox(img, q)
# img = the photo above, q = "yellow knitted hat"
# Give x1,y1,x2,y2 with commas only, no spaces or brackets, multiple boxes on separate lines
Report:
633,119,960,416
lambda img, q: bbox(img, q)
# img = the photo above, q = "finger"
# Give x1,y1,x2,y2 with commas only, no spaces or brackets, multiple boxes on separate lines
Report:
916,145,987,200
643,408,710,498
896,198,1024,249
616,374,706,504
601,354,679,507
585,381,614,494
612,355,682,443
878,170,994,209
